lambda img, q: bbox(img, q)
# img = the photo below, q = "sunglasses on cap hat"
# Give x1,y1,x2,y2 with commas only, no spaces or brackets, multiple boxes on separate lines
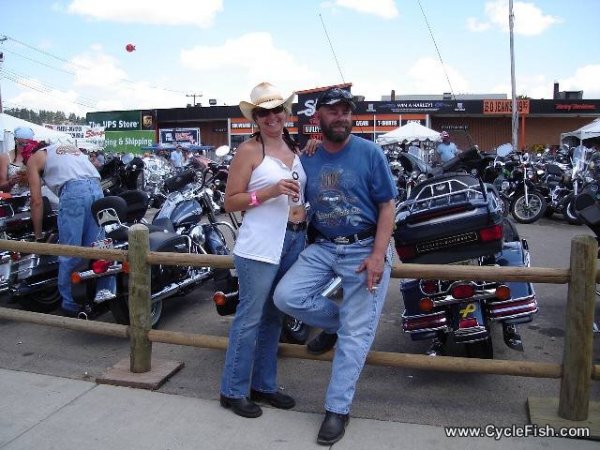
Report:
253,105,285,118
316,88,356,110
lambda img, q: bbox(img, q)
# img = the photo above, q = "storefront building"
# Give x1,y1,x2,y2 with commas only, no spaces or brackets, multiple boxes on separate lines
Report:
86,92,600,154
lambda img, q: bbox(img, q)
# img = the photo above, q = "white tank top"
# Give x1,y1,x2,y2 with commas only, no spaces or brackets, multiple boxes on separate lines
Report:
41,144,100,196
233,153,306,264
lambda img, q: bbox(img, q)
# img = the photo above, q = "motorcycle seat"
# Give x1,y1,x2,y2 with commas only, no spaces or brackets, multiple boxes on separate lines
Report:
106,223,170,242
148,231,188,252
118,190,150,223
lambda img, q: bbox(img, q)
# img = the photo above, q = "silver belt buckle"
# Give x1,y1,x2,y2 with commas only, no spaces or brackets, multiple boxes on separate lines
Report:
333,236,350,244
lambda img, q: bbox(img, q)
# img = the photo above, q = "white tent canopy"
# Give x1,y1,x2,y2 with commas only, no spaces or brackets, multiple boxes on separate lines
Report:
560,118,600,144
0,113,73,154
376,122,441,146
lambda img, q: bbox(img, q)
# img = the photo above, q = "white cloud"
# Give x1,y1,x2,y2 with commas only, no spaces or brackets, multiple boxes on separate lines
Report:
561,64,600,98
466,17,491,32
67,0,223,27
6,45,187,115
490,64,600,99
484,0,562,36
180,32,319,103
70,45,128,88
406,57,470,95
321,0,399,19
7,77,86,116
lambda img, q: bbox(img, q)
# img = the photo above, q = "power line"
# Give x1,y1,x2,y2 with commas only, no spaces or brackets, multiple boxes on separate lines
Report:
416,0,455,98
319,14,345,84
1,33,191,96
0,68,99,110
0,66,100,106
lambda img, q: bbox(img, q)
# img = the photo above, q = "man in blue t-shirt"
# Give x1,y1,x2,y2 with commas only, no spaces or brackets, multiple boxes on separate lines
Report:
436,131,458,162
274,87,397,446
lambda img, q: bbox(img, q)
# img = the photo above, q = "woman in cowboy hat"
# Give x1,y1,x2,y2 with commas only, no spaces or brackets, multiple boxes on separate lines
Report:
219,82,307,418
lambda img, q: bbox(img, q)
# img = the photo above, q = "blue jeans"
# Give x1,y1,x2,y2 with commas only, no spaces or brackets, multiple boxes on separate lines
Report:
220,228,306,398
58,179,116,312
274,238,393,414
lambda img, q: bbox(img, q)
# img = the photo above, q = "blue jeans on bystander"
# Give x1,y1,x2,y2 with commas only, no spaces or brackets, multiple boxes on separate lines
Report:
57,178,116,313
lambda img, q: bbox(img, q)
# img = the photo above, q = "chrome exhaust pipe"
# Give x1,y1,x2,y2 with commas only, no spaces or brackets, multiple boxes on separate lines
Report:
151,270,212,303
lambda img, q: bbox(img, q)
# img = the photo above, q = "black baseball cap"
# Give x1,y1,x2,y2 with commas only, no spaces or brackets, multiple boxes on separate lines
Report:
316,87,356,111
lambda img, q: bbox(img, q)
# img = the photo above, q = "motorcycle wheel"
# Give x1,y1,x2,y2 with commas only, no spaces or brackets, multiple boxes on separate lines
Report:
465,336,494,359
15,287,61,313
510,192,547,224
109,295,164,328
563,197,582,225
280,315,310,345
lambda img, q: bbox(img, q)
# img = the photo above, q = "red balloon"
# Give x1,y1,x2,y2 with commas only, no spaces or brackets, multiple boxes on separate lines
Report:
125,43,136,53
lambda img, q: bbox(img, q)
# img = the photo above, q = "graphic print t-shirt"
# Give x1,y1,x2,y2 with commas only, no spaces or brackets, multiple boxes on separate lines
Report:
301,135,397,238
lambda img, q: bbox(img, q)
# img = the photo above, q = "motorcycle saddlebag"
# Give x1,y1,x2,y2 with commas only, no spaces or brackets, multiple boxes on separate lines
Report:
394,174,504,264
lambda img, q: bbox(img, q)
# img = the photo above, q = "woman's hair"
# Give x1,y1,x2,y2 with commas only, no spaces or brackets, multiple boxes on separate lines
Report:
249,129,299,154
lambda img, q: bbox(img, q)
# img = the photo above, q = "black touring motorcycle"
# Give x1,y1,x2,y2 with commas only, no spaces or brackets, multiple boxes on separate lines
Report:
394,173,538,358
11,167,239,328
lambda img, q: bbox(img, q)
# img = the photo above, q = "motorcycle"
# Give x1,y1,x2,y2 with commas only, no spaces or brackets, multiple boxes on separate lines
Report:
572,177,600,335
542,145,591,225
196,146,232,214
2,194,59,306
394,172,538,358
502,150,548,224
141,154,174,209
91,166,241,327
99,153,144,196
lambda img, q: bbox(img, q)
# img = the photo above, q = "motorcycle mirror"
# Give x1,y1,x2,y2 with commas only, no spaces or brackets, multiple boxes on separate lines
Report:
496,143,513,157
215,145,230,157
122,153,134,164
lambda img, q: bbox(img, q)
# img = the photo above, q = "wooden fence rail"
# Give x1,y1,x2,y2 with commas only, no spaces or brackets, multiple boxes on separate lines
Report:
0,227,598,429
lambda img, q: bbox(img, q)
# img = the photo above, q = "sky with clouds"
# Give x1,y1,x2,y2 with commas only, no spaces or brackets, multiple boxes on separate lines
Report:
1,0,598,116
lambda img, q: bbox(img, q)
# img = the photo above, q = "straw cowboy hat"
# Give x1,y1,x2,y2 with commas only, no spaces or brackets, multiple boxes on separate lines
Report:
239,82,295,122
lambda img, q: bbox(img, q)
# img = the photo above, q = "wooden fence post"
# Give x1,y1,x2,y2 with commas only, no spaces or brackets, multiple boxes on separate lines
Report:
128,224,152,373
559,235,597,420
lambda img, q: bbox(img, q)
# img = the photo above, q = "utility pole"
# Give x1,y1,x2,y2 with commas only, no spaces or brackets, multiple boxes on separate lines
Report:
0,35,7,114
186,93,203,106
509,0,519,151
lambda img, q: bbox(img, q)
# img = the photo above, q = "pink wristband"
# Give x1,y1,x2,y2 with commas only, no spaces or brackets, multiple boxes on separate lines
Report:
249,191,260,206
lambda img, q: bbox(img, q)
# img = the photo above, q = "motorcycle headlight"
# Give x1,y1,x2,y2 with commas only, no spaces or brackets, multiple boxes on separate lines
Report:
417,173,428,183
536,169,544,176
501,180,510,191
188,224,206,245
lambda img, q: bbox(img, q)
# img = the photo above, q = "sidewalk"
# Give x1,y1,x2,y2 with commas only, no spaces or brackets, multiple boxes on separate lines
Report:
0,368,595,449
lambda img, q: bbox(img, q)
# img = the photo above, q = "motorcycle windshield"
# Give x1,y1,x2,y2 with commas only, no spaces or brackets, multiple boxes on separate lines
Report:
155,191,183,220
572,146,588,175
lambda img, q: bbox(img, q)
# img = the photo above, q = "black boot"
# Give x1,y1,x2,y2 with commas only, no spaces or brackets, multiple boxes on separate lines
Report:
317,411,349,445
219,395,262,418
250,389,295,409
307,331,338,355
